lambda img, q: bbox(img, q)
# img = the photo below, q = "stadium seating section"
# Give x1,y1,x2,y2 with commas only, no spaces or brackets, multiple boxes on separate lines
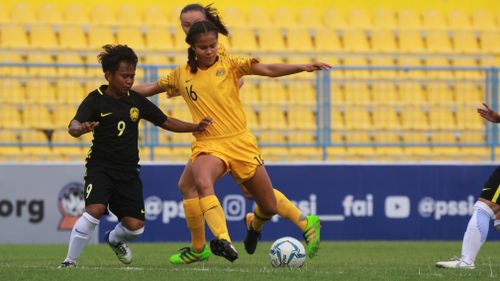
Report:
0,2,498,162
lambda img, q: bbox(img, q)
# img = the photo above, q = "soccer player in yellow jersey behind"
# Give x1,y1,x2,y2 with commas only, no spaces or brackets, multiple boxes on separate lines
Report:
133,18,330,263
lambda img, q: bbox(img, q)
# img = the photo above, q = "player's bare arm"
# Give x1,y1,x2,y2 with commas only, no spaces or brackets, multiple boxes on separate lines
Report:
68,119,99,138
477,102,500,123
131,82,164,97
250,62,331,77
160,116,213,133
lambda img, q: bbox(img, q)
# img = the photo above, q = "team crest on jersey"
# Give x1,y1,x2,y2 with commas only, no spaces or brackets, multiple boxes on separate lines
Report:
216,69,225,76
130,107,139,122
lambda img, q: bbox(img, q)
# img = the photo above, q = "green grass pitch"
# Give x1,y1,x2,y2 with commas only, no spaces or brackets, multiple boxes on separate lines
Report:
1,242,499,281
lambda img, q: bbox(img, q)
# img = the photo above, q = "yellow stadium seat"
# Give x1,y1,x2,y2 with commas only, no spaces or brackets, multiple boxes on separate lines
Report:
260,147,290,162
344,107,371,130
460,147,489,161
10,3,36,24
453,31,479,53
297,8,323,29
290,147,323,161
59,26,88,50
63,3,90,25
422,9,447,30
375,146,404,161
239,82,260,107
259,107,287,129
257,27,286,52
330,84,345,104
286,28,313,52
169,147,192,162
424,57,452,79
447,9,472,31
432,146,461,161
52,146,85,162
343,30,370,52
90,4,116,26
401,107,428,130
323,8,348,30
397,57,425,79
88,26,116,49
399,82,426,105
143,5,171,27
456,107,484,130
116,4,143,26
426,31,453,53
170,132,195,144
139,146,152,162
0,104,22,129
343,56,370,78
0,26,29,49
428,106,456,130
52,129,81,146
37,3,63,25
373,9,397,29
346,146,377,160
472,10,495,31
370,57,397,78
371,30,397,53
25,79,57,104
288,108,316,130
404,146,433,160
53,104,78,129
230,28,258,52
287,82,316,106
57,54,86,78
373,133,402,145
0,3,10,24
0,130,18,144
26,53,57,77
21,146,53,162
272,7,296,28
116,26,146,50
172,27,188,51
170,108,192,123
331,107,345,130
397,9,422,30
152,146,172,161
347,9,372,30
0,53,27,77
431,132,458,144
314,28,342,52
258,132,287,144
459,131,486,144
426,82,454,105
327,146,348,161
259,80,287,105
243,107,259,130
223,6,247,28
0,79,26,104
20,129,49,144
452,57,481,79
454,83,483,105
247,7,273,28
479,30,500,53
344,82,371,105
398,30,425,53
288,132,316,145
23,104,54,129
372,108,401,129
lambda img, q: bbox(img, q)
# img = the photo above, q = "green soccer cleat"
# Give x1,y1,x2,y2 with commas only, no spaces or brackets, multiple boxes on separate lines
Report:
169,245,211,265
303,215,321,258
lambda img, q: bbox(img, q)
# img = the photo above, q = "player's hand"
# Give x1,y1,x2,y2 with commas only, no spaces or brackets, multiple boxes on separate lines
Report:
196,116,213,131
302,62,332,72
79,121,100,134
477,103,500,123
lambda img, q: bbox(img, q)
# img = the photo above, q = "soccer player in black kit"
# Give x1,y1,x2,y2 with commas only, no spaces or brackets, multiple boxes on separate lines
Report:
59,44,213,268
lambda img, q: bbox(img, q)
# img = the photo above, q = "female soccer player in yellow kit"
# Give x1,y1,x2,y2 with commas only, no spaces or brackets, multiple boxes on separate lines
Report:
134,18,330,262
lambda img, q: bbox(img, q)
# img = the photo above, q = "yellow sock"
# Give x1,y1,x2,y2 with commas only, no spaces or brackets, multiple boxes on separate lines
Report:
273,188,307,231
251,206,272,232
199,195,231,242
183,198,205,252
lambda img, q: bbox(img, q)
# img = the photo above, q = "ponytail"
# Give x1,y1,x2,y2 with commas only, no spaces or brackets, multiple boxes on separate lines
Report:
187,47,198,73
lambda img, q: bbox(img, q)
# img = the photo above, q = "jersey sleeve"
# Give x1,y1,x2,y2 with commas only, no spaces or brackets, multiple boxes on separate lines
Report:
138,94,168,126
226,54,258,77
157,67,182,98
73,93,97,124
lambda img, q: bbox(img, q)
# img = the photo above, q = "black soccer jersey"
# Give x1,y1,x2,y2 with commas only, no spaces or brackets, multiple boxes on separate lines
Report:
73,85,167,170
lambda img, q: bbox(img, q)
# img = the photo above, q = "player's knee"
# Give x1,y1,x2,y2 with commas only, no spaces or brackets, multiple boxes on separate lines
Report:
259,204,278,217
194,177,212,192
122,219,144,231
178,179,197,198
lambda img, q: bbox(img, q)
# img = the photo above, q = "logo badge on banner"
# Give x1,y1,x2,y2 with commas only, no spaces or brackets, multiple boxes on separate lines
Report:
57,182,85,230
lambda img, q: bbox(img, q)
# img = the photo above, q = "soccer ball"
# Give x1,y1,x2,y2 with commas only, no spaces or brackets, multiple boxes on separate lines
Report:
269,236,306,268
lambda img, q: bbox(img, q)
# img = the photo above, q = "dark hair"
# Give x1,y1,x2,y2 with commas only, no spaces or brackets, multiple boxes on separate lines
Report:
186,21,219,74
181,3,229,36
97,44,138,73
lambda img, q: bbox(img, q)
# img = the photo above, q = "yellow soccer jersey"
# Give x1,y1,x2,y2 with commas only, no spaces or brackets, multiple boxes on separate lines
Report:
157,53,256,139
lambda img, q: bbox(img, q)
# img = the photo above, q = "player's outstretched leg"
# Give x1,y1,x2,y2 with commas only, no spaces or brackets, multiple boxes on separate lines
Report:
210,238,238,262
303,215,321,258
105,230,133,264
436,257,475,269
169,245,211,265
244,213,261,254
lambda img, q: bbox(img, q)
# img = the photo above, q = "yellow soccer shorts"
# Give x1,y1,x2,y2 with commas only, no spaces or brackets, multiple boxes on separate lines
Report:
190,131,264,183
